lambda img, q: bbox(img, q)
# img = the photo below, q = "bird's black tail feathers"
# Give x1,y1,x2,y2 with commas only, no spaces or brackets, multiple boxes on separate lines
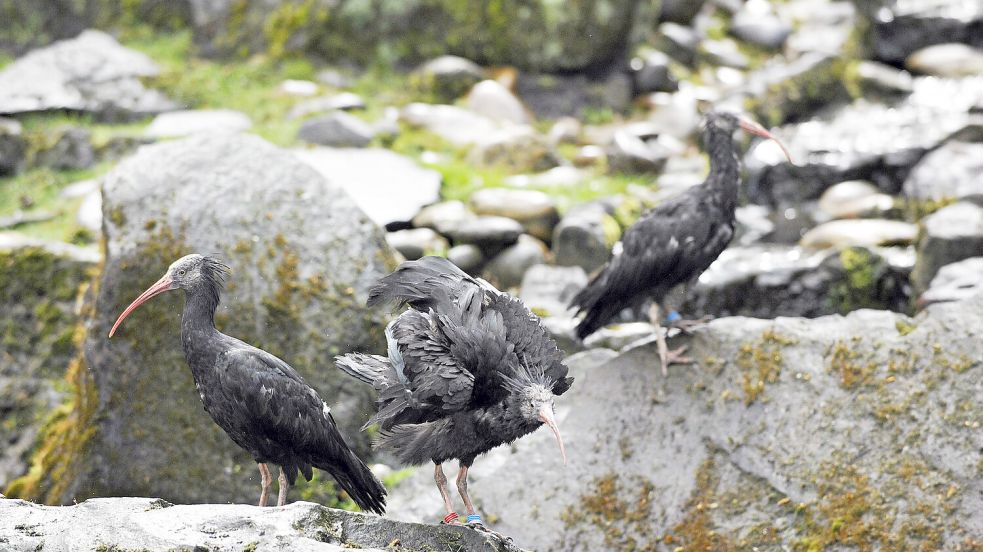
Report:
334,352,415,430
315,449,387,515
570,267,625,339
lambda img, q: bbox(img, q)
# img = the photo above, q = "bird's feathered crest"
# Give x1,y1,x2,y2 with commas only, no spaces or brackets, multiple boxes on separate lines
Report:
500,357,556,395
202,256,231,289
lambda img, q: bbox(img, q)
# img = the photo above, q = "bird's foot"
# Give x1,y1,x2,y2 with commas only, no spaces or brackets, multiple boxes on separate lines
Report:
660,345,693,377
465,515,513,543
441,512,462,525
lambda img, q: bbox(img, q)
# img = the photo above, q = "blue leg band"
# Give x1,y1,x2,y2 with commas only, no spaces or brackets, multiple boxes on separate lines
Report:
666,310,681,322
467,514,482,524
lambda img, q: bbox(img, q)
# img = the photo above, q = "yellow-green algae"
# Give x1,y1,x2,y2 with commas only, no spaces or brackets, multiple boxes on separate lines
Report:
560,472,657,551
736,328,797,404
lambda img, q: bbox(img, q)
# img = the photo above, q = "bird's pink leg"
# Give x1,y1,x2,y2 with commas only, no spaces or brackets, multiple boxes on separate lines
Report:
277,468,289,507
456,465,476,516
258,463,272,507
647,303,692,376
434,463,460,524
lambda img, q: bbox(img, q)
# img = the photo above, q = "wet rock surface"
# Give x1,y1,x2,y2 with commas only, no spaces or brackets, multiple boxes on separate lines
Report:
387,296,983,550
145,109,252,138
0,498,524,552
912,201,983,291
918,256,983,307
902,140,983,204
298,112,376,147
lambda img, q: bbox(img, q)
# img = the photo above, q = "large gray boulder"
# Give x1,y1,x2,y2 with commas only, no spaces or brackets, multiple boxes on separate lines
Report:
0,234,98,490
0,497,523,551
5,133,398,506
387,296,982,549
902,140,983,205
0,30,176,120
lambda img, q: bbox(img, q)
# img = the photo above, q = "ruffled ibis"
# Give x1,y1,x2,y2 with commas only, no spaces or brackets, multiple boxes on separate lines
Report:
336,256,572,530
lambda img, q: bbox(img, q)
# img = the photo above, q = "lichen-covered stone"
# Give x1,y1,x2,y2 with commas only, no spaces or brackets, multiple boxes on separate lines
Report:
0,234,98,490
8,132,398,506
0,497,526,551
387,296,983,549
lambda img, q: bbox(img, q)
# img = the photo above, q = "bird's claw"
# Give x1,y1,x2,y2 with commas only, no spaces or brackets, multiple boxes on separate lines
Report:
670,316,711,334
660,345,693,376
466,519,513,543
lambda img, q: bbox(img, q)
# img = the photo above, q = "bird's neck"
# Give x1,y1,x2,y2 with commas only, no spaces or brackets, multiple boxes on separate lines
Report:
703,124,741,211
181,285,221,335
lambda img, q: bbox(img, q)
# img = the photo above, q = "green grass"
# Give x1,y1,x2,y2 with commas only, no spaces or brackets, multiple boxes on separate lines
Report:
0,51,12,70
0,165,110,243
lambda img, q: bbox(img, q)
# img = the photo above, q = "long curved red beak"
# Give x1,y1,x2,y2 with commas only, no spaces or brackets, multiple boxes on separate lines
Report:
538,404,567,465
108,274,175,338
739,118,793,163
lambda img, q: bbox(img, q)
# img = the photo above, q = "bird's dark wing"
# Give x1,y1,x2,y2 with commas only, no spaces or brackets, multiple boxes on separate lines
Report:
488,293,572,395
367,255,493,318
571,189,730,338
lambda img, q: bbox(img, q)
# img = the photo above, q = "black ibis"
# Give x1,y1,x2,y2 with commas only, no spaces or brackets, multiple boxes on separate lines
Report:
336,256,572,529
108,254,386,513
570,111,792,374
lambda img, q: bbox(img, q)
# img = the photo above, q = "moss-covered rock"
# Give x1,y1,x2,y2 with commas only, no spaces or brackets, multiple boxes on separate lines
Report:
192,0,658,73
7,132,398,506
0,234,98,490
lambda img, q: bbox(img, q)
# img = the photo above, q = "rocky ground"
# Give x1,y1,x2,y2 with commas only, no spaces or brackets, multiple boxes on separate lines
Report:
1,0,981,549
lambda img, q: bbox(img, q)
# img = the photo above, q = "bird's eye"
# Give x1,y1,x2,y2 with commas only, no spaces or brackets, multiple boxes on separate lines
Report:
178,269,186,276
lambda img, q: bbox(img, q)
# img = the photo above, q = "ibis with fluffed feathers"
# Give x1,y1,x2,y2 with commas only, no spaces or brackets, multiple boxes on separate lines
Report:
336,256,572,528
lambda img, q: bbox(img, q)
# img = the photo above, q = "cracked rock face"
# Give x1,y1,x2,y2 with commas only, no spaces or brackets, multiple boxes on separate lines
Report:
0,498,526,552
386,296,982,550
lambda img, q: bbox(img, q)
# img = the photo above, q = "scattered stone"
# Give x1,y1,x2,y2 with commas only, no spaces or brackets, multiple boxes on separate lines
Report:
854,61,914,97
906,43,983,78
278,79,318,96
144,109,252,138
862,0,983,64
316,68,353,88
918,257,983,307
800,219,917,249
552,203,617,273
0,211,58,230
572,144,606,167
606,130,670,174
818,180,896,219
470,189,559,242
659,0,706,25
467,126,558,172
583,322,657,351
519,264,588,319
94,134,155,162
413,55,485,102
32,127,95,171
466,80,529,125
734,204,776,245
912,201,983,290
447,244,485,274
294,148,441,228
656,22,700,65
745,75,983,205
902,141,983,205
505,166,588,188
699,38,750,69
287,93,366,119
630,50,678,94
0,498,522,552
400,103,500,146
412,200,475,235
482,234,548,289
297,111,376,147
547,117,581,146
730,1,792,49
386,228,448,260
515,71,633,119
445,216,524,252
743,53,849,127
0,30,175,120
59,179,99,199
0,117,25,175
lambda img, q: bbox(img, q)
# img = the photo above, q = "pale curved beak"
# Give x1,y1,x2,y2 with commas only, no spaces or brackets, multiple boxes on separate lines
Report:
739,118,794,163
108,274,175,338
538,404,567,465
